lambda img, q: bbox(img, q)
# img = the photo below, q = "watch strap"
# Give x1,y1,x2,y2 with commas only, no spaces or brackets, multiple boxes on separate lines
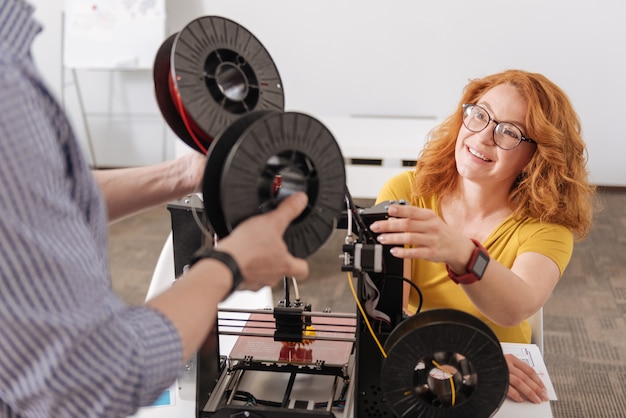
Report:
190,247,244,295
446,239,490,285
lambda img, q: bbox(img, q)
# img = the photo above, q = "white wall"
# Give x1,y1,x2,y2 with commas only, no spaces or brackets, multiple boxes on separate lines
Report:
30,0,626,185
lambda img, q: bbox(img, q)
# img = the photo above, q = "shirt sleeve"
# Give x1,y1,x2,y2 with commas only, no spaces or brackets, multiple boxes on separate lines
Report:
0,58,183,417
518,222,574,277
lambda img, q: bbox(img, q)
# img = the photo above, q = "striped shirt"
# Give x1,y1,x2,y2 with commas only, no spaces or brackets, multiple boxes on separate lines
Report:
0,1,183,417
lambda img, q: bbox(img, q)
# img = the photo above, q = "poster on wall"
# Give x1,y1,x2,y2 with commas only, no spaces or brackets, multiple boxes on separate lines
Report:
63,0,166,70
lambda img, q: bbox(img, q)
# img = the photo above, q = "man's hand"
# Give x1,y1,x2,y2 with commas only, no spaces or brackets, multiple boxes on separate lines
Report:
217,193,310,289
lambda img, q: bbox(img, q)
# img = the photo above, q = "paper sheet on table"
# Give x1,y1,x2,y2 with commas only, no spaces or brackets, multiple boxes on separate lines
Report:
501,342,557,400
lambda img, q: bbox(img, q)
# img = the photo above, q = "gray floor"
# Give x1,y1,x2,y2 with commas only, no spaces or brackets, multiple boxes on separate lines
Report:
110,189,626,417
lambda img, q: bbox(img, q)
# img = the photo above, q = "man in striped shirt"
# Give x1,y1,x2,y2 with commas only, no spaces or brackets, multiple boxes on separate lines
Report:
0,1,309,417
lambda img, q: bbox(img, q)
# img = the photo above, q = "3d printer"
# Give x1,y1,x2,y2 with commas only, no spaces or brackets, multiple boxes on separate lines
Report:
155,16,509,418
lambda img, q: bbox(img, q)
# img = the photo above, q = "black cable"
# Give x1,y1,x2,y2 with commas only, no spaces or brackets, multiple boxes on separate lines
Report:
344,186,376,243
251,398,283,407
230,390,283,407
386,275,423,314
314,399,346,409
283,276,290,306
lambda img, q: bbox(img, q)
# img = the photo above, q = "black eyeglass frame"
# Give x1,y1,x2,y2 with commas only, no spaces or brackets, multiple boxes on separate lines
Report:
462,103,537,150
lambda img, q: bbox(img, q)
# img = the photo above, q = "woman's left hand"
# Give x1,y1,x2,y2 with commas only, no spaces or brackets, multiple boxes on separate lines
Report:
505,354,549,403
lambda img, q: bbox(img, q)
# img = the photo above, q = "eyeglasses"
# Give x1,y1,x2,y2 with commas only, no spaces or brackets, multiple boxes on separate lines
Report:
462,104,537,150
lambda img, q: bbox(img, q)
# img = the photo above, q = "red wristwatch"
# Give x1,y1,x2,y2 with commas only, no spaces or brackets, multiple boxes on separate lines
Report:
446,239,490,285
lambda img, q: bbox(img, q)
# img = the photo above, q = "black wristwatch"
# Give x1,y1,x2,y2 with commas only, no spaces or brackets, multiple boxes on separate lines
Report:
446,239,490,285
190,247,244,295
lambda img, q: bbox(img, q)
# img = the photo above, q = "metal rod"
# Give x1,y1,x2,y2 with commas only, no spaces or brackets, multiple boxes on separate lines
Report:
226,368,245,405
328,375,340,412
282,372,297,407
217,331,356,342
218,317,357,330
218,307,357,319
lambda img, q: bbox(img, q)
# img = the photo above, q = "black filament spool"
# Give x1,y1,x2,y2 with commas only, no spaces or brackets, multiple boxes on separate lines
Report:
380,309,509,418
153,16,284,153
202,111,346,259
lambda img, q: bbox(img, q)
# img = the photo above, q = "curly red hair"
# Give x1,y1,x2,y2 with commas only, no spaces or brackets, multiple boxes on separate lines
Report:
413,69,596,239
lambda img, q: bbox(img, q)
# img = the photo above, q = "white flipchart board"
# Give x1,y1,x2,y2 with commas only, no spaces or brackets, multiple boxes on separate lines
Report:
63,0,166,70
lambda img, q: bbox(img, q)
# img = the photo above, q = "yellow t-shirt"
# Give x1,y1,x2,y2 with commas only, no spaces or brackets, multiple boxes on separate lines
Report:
376,171,573,343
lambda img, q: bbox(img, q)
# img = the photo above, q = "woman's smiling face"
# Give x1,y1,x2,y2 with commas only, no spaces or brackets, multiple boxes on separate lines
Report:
454,83,536,188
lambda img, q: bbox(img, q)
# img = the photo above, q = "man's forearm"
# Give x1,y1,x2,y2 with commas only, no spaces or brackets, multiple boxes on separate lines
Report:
93,159,196,222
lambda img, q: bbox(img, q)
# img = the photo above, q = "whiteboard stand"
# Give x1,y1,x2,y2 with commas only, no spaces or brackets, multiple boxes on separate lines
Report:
60,12,98,168
61,67,98,168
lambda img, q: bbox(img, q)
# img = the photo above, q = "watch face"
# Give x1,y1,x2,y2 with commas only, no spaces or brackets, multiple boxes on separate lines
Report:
472,251,490,278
